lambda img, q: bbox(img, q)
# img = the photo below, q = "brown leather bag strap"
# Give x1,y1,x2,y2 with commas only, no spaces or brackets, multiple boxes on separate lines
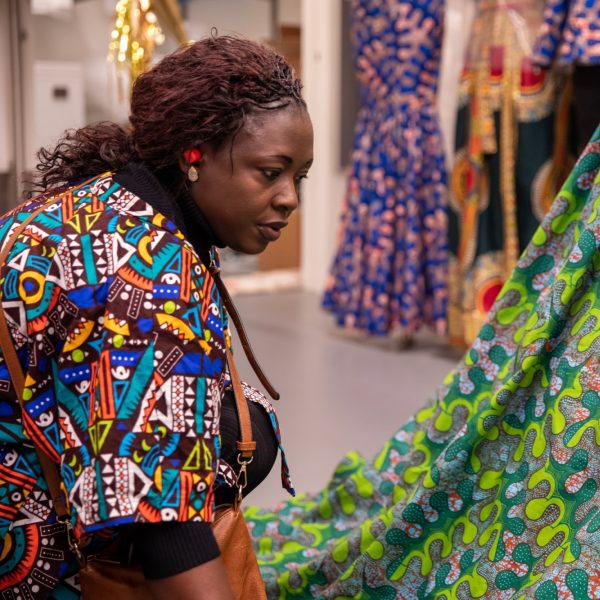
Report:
225,346,255,460
0,199,70,519
210,263,280,401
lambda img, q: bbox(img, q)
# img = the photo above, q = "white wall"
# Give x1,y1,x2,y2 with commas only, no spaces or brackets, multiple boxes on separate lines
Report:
185,0,300,42
30,0,129,128
300,0,347,293
186,0,272,41
33,61,85,154
279,0,301,25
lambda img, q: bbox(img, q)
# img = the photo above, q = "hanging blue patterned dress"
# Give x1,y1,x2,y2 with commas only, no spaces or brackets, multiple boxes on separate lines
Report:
322,0,448,337
533,0,600,67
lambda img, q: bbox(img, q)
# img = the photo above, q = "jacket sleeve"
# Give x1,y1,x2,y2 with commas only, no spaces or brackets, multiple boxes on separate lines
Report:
50,226,226,532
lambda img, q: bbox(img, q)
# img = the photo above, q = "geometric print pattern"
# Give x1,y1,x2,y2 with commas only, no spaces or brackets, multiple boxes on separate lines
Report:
246,129,600,598
0,173,261,598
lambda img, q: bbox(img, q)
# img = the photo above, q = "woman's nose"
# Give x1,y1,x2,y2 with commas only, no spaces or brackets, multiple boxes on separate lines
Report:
274,179,299,213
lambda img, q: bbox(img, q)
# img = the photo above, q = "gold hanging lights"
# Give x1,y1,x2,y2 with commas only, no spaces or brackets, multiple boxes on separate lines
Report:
107,0,166,99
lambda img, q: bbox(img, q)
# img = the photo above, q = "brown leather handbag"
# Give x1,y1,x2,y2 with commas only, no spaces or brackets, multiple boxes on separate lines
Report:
74,504,265,599
0,203,272,599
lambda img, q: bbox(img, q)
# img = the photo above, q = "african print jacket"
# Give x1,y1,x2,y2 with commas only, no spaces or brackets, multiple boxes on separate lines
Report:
0,171,292,598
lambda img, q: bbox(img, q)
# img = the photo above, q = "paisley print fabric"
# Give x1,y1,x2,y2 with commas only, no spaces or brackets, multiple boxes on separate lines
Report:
322,0,448,337
247,128,600,598
533,0,600,67
0,173,291,598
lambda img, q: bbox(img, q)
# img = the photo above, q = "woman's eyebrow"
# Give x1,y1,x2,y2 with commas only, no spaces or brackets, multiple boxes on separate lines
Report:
263,155,313,168
263,154,293,164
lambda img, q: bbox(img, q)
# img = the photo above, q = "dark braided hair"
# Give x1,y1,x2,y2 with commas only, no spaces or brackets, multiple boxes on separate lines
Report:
33,35,305,193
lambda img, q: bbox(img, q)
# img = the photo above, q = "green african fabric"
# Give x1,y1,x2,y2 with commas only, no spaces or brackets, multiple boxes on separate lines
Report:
246,127,600,599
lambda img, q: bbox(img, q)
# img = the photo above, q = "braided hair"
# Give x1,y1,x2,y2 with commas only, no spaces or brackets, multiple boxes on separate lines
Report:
33,35,305,192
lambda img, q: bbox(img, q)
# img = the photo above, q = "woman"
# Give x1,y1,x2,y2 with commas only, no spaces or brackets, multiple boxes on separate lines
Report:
247,127,600,598
0,36,313,599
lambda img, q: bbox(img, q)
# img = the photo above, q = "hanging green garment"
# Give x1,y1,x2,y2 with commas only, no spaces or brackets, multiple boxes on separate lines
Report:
246,127,600,599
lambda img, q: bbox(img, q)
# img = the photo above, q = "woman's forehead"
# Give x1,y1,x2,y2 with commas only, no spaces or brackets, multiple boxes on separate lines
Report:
241,104,310,136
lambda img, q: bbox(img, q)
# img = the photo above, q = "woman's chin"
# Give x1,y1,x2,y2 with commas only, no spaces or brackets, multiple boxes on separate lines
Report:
229,240,269,255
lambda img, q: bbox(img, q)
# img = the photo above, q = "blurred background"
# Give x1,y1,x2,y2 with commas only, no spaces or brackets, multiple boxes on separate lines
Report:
0,0,469,290
1,0,595,507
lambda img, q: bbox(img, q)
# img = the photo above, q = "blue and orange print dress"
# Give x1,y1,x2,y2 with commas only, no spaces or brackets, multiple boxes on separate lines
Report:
322,0,448,337
533,0,600,67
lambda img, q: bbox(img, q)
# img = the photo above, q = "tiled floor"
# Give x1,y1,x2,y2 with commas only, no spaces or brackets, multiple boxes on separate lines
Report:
230,290,463,509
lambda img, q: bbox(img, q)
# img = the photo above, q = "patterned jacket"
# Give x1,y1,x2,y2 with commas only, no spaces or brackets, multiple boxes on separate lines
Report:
0,171,290,598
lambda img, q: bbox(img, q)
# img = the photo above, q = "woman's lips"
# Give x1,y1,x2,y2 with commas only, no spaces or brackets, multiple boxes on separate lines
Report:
257,223,285,242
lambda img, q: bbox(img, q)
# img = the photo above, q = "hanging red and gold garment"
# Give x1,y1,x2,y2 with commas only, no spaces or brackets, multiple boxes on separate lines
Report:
448,0,574,347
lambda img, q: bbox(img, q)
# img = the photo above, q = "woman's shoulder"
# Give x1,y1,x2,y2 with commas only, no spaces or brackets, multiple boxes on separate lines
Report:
0,173,211,291
76,172,184,236
3,172,179,238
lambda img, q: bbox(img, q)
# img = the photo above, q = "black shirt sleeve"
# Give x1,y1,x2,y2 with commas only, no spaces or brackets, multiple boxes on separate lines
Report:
132,521,220,579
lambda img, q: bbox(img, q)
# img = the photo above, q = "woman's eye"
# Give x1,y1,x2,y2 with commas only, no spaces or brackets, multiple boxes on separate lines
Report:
261,169,281,181
295,174,309,185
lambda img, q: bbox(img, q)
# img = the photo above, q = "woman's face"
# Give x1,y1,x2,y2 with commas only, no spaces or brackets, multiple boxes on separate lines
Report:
188,104,314,254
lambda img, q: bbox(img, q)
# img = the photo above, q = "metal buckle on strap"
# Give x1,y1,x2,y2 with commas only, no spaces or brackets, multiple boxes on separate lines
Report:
59,515,85,566
235,453,254,505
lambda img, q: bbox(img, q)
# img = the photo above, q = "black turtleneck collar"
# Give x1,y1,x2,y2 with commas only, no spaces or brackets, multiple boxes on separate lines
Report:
113,163,223,264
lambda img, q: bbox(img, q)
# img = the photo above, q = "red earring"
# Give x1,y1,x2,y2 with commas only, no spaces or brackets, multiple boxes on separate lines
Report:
183,148,202,164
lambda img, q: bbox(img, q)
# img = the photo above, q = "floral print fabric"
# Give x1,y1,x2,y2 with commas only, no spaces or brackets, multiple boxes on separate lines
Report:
247,128,600,598
533,0,600,67
322,0,448,337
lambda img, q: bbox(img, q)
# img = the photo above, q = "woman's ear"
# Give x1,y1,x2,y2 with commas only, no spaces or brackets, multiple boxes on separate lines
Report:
179,147,203,174
178,154,189,175
179,146,209,182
